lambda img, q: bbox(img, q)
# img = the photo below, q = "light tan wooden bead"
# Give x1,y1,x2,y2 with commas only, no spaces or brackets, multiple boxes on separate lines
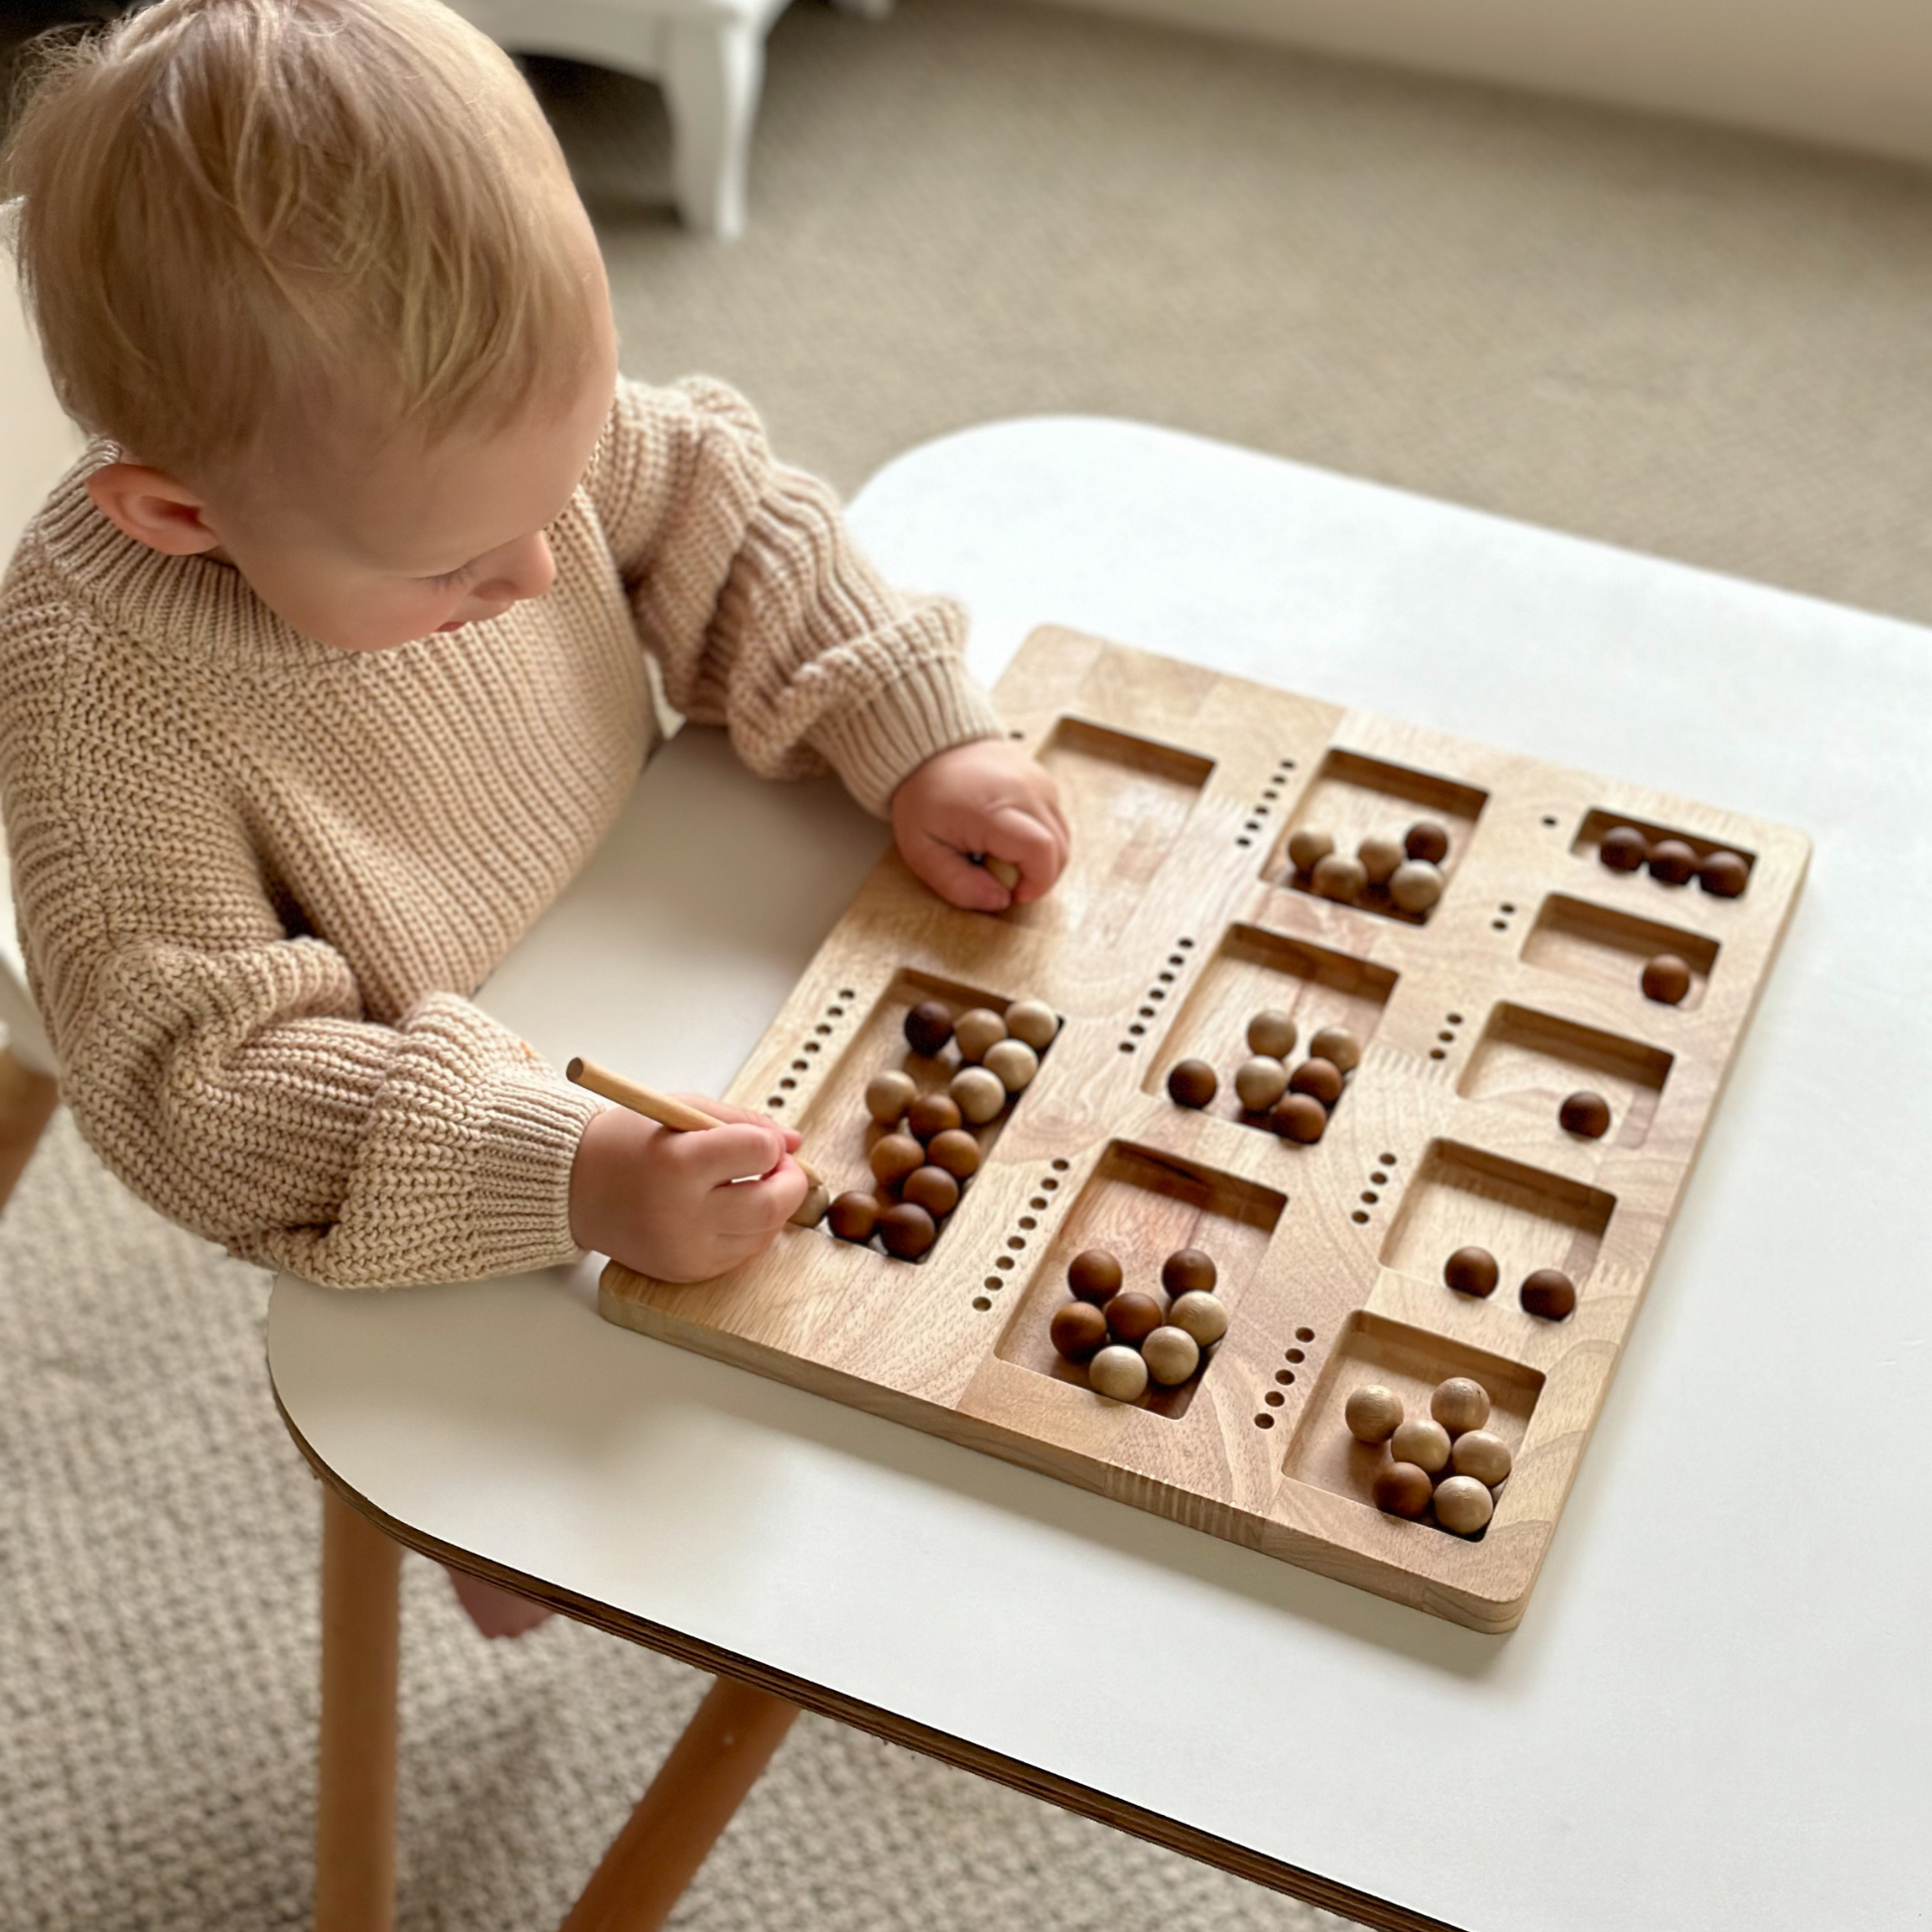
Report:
1141,1324,1201,1386
1449,1429,1513,1487
982,1037,1039,1093
1004,999,1058,1051
1167,1290,1228,1347
1358,834,1403,886
1308,1025,1362,1073
985,857,1021,891
1088,1344,1150,1403
1344,1383,1404,1444
864,1069,916,1126
789,1179,831,1228
1287,827,1334,874
949,1065,1008,1125
1430,1377,1491,1436
1246,1009,1298,1059
1389,860,1444,912
953,1008,1008,1063
1311,852,1367,901
1433,1474,1494,1535
1390,1417,1451,1474
1234,1055,1289,1111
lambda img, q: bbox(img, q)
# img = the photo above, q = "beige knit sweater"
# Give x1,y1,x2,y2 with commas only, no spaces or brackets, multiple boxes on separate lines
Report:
0,375,1001,1287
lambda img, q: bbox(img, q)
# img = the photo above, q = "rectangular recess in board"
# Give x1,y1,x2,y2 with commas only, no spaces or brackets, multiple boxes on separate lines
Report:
1522,894,1720,1010
1459,1004,1674,1149
1571,807,1756,892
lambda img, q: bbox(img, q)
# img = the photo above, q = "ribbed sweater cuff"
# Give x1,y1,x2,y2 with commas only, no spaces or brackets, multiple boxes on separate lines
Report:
465,1069,602,1277
811,652,1006,818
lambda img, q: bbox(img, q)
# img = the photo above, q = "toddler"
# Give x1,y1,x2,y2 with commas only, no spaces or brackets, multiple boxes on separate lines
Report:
1,0,1066,1630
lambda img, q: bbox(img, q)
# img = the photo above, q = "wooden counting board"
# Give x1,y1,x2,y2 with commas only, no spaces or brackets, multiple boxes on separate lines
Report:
600,628,1808,1631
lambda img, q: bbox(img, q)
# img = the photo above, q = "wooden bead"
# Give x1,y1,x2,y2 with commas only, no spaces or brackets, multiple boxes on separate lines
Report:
1389,860,1444,913
1142,1324,1201,1386
903,1000,954,1057
1269,1092,1327,1143
1432,1474,1494,1535
1443,1246,1499,1298
827,1191,881,1243
864,1069,916,1127
869,1132,925,1190
1699,850,1748,897
1161,1248,1217,1298
1344,1383,1403,1444
1050,1300,1109,1362
1404,820,1449,865
1311,852,1366,901
925,1128,982,1178
949,1065,1007,1125
1641,953,1692,1005
1287,826,1334,874
1357,835,1403,886
1288,1056,1343,1107
1246,1009,1298,1059
983,1038,1039,1093
1234,1055,1288,1111
1450,1429,1513,1487
1105,1291,1165,1346
1520,1267,1577,1320
1088,1344,1149,1403
1066,1249,1123,1304
1167,1290,1228,1347
1004,998,1058,1050
901,1165,960,1217
1647,838,1698,886
1598,825,1648,872
1373,1462,1434,1518
1430,1377,1491,1436
878,1201,937,1260
1391,1418,1451,1474
1559,1089,1611,1139
985,857,1021,890
1308,1025,1361,1073
1167,1057,1219,1108
906,1092,962,1142
791,1179,831,1228
953,1008,1009,1063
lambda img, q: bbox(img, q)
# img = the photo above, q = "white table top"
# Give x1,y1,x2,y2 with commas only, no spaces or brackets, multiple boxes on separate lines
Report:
269,417,1931,1932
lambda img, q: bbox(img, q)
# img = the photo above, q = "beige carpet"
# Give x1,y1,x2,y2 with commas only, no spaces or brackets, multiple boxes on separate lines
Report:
8,3,1932,1928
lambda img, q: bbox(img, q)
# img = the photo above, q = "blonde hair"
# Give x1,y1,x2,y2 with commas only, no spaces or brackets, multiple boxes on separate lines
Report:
2,0,597,484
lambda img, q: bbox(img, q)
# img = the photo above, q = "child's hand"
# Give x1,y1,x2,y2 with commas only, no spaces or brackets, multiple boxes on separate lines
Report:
891,740,1070,912
568,1097,808,1282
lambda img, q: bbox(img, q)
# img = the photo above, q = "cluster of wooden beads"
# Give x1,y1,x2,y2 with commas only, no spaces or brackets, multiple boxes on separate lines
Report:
1443,1245,1577,1320
1597,824,1748,898
1048,1247,1230,1404
1165,1009,1361,1146
1284,820,1449,918
1346,1376,1512,1535
829,996,1059,1262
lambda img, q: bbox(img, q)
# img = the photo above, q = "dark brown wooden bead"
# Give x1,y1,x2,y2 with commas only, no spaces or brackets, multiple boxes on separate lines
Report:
1444,1246,1499,1297
878,1201,938,1260
1598,825,1648,872
1167,1057,1219,1108
1373,1462,1435,1518
903,999,955,1057
1270,1093,1327,1143
1641,953,1692,1005
906,1092,962,1143
827,1192,881,1243
1699,850,1749,897
925,1129,982,1178
901,1165,960,1217
1288,1056,1343,1107
1404,821,1450,865
1559,1090,1612,1139
1105,1291,1165,1345
1050,1301,1109,1362
1520,1267,1578,1320
1647,838,1698,885
1161,1248,1217,1298
1066,1249,1124,1304
869,1132,925,1190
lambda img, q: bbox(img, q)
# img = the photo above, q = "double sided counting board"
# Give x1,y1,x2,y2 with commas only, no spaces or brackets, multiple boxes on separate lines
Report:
601,629,1807,1631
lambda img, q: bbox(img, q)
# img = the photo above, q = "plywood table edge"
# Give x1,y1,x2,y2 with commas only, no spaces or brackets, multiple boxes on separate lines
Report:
269,1379,1470,1932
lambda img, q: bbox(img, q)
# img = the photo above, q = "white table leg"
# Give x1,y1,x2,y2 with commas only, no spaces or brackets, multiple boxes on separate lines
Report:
663,18,764,240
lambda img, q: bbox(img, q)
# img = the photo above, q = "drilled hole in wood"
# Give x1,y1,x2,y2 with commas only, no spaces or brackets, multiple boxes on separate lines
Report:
1371,1171,1389,1184
839,988,856,1000
1438,1031,1454,1042
1129,1024,1145,1036
1542,815,1559,827
1138,1007,1155,1019
1275,1369,1295,1385
1179,937,1195,948
1030,1196,1047,1209
1118,1040,1135,1052
1266,1390,1285,1407
1447,1012,1463,1025
1379,1155,1397,1167
1501,902,1517,913
1430,1047,1448,1059
804,1041,820,1052
984,1277,1001,1290
791,1059,808,1070
1361,1191,1379,1204
1255,1413,1275,1429
1020,1216,1037,1230
1007,1236,1026,1250
1491,920,1508,931
1158,971,1174,983
996,1256,1014,1271
1254,804,1269,816
1051,1159,1070,1172
1236,837,1253,848
973,1296,992,1310
1287,1347,1305,1362
1352,1210,1370,1224
1296,1326,1314,1341
814,1024,832,1036
766,1096,782,1108
779,1077,796,1089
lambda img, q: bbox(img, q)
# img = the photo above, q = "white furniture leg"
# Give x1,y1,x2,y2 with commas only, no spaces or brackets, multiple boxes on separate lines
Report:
663,17,764,240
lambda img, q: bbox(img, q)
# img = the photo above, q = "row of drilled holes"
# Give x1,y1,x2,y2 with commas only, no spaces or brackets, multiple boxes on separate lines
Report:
1117,936,1195,1054
1255,1326,1318,1428
1427,1012,1465,1065
765,987,859,1112
971,1159,1073,1310
1235,754,1300,851
1349,1149,1402,1227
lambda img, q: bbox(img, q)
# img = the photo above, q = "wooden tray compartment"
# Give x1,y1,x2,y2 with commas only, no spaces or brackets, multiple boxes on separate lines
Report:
1458,1004,1674,1149
1570,805,1758,892
1521,894,1722,1009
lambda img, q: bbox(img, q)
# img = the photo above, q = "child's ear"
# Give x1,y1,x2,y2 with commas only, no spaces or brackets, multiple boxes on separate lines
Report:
85,463,225,557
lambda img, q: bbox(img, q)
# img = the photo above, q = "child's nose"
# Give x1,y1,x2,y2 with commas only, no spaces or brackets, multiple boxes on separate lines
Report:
482,532,556,605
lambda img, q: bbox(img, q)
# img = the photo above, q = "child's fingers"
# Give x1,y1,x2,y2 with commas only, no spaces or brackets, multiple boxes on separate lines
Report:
985,806,1067,903
904,833,1011,911
682,1095,802,1154
659,1119,788,1191
713,1157,811,1232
